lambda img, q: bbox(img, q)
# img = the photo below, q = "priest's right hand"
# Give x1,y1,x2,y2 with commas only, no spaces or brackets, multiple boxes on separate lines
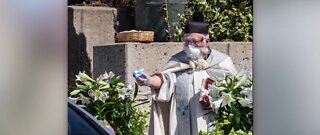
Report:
135,73,163,90
135,73,151,86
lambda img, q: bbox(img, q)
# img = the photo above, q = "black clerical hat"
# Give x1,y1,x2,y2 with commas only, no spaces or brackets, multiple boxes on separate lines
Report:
184,12,209,34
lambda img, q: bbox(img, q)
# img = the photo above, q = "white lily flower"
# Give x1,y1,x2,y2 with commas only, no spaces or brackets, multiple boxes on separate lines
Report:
99,83,110,90
126,85,133,96
239,97,252,108
245,77,253,85
101,92,109,103
104,92,110,98
76,83,87,89
88,89,95,98
208,87,220,100
94,90,104,101
118,92,125,100
96,72,109,82
79,94,91,105
118,85,133,100
79,72,94,82
83,81,93,87
69,97,79,103
233,73,248,89
221,92,235,107
208,83,226,91
235,65,247,79
75,74,82,81
108,71,115,78
241,88,253,101
215,79,227,87
70,90,80,96
244,86,252,91
210,98,223,113
117,82,125,87
216,86,227,91
118,88,126,100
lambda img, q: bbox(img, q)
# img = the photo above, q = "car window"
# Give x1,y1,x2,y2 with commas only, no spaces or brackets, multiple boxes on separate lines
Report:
68,107,100,135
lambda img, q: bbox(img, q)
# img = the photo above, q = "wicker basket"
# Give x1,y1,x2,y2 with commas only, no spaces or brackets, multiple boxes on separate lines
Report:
117,30,154,43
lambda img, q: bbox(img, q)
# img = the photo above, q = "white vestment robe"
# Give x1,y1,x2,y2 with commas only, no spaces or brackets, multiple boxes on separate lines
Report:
148,48,237,135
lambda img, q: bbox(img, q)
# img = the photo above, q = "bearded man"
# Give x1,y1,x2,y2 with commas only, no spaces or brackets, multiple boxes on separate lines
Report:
135,12,237,135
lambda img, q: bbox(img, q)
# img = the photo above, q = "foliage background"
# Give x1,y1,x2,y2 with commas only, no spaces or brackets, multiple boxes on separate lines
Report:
172,0,253,42
68,0,133,7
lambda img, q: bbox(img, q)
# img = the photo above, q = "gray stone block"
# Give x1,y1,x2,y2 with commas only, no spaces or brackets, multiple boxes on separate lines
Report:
228,42,253,72
69,6,116,45
93,44,126,80
69,6,116,64
210,42,230,55
68,6,136,89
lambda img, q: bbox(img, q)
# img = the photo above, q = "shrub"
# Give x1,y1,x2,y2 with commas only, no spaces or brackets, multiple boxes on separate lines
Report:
198,121,253,135
68,0,134,7
199,66,253,134
69,71,148,135
172,0,253,42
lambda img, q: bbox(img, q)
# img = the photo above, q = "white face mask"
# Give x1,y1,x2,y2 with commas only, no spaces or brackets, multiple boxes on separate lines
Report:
184,44,201,60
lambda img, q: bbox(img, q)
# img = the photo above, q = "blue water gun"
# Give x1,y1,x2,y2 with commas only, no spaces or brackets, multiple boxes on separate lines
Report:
132,69,144,78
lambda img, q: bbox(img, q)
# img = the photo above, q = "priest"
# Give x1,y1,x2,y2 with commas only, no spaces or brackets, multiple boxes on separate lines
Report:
135,12,238,135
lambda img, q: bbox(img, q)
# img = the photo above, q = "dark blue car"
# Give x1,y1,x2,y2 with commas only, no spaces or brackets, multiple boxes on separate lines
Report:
68,100,115,135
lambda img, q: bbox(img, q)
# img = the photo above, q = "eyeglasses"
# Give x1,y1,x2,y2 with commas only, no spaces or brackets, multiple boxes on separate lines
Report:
184,36,209,47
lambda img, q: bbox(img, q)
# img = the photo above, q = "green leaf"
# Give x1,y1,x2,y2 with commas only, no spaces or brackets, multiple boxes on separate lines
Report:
133,83,139,99
236,116,241,124
103,101,116,106
111,76,122,85
125,103,130,116
223,119,231,125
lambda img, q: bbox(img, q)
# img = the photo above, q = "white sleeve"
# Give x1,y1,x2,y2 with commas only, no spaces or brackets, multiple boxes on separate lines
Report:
218,57,238,75
151,72,176,102
207,57,238,80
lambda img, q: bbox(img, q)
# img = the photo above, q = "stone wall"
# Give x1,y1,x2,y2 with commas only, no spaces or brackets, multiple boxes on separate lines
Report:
68,6,134,89
93,42,252,83
68,6,117,62
93,42,252,110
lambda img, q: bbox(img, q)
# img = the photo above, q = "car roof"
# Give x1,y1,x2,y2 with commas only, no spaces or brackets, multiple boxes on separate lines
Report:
68,99,115,135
